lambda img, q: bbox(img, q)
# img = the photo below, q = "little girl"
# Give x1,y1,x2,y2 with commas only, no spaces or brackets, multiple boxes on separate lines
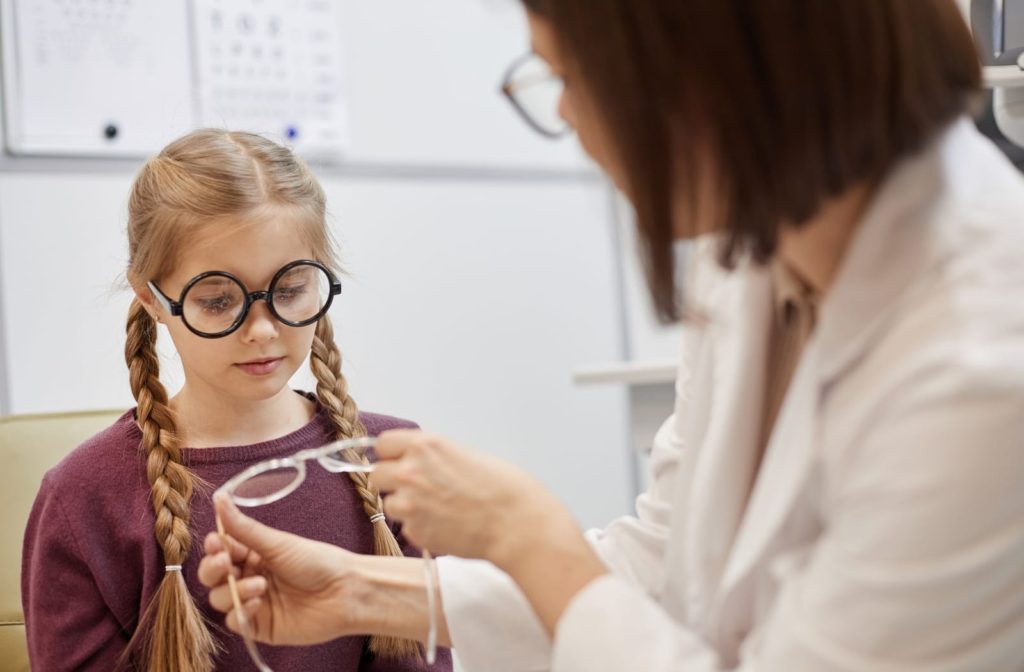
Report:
21,129,452,672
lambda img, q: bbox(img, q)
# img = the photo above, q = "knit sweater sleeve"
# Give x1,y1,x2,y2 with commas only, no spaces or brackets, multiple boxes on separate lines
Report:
22,473,130,671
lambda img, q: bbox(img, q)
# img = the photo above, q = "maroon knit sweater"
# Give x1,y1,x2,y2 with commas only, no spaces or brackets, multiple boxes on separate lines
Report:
22,399,452,672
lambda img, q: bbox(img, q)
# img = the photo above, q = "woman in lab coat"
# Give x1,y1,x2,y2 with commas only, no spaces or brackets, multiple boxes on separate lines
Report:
199,1,1024,669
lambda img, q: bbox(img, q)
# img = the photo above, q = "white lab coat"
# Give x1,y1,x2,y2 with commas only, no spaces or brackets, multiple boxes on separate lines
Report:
437,119,1024,671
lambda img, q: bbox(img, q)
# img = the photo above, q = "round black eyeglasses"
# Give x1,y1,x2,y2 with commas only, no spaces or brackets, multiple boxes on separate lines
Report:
147,260,342,339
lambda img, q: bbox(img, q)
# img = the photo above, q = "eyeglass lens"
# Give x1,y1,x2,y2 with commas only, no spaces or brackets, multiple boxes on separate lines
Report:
506,54,568,137
231,466,301,501
182,262,332,336
228,443,378,504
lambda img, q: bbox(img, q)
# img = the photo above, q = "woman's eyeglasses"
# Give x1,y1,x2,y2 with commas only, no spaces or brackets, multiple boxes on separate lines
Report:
148,259,341,339
500,52,571,138
214,437,439,672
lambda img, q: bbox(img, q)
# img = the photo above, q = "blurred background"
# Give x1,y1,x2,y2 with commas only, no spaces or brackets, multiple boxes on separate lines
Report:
0,0,687,533
0,0,1021,533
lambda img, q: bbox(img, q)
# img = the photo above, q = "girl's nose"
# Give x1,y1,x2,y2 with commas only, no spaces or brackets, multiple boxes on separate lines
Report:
239,300,279,343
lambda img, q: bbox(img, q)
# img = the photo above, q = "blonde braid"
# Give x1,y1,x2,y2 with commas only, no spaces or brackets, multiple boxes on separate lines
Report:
120,299,219,672
310,317,423,661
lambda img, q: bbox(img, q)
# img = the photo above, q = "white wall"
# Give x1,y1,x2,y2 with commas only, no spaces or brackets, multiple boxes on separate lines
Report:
321,179,631,524
612,194,685,362
335,0,588,170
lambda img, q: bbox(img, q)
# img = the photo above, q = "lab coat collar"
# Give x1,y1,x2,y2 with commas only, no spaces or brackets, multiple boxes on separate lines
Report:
714,118,972,605
677,264,772,624
814,122,963,383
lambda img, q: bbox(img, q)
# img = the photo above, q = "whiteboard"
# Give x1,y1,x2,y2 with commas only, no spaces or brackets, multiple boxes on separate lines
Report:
0,0,352,158
0,0,194,156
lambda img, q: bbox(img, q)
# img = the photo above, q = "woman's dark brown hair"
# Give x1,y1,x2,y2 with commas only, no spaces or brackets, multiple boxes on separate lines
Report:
522,0,982,322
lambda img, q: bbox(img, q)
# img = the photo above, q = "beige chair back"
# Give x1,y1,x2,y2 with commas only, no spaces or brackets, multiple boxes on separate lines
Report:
0,409,125,671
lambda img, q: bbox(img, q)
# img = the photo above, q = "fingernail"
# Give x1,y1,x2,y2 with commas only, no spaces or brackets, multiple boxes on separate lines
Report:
215,492,238,515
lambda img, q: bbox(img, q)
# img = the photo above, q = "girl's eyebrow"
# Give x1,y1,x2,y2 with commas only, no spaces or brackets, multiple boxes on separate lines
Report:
191,276,234,286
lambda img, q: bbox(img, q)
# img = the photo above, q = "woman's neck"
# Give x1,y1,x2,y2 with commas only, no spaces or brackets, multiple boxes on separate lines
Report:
775,182,875,294
169,387,316,448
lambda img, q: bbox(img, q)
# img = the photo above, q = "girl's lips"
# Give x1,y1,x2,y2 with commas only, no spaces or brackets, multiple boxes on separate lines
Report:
235,357,284,376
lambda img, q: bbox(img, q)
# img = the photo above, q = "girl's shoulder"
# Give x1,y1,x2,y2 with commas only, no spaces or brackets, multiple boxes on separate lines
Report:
357,410,419,436
28,410,152,571
43,409,144,492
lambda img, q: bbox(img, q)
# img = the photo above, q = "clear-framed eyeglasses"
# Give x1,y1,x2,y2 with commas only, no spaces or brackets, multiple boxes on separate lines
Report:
148,259,342,339
214,437,439,671
500,52,571,138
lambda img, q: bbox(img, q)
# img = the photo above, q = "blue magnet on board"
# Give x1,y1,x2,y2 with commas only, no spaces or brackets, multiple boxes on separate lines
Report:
286,125,299,140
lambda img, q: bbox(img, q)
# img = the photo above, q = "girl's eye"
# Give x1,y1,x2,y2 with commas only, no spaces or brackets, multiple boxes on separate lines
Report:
273,283,307,303
196,294,237,314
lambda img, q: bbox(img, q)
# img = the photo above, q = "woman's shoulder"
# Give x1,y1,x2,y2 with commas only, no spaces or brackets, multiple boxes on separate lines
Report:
357,410,419,436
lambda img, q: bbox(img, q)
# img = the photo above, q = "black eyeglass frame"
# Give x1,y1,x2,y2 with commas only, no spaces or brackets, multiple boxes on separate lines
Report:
147,259,342,339
499,52,572,139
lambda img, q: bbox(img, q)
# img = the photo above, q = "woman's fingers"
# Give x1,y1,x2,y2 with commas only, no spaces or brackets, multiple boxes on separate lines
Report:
224,597,264,635
373,430,443,492
204,531,222,555
215,493,303,561
197,550,238,588
203,529,254,563
207,574,268,614
208,583,232,614
242,597,263,619
374,428,432,461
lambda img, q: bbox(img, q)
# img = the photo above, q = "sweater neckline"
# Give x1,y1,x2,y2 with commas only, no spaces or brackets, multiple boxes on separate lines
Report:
122,393,335,465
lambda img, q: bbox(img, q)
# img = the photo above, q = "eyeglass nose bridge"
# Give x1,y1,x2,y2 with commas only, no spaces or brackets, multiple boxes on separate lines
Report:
246,289,272,306
238,289,276,323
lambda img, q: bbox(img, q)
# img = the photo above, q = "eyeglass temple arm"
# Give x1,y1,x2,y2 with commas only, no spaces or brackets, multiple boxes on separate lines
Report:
503,70,556,95
146,281,182,316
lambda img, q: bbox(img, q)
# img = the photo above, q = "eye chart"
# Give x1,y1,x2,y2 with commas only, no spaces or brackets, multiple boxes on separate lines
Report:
192,0,350,157
1,0,350,158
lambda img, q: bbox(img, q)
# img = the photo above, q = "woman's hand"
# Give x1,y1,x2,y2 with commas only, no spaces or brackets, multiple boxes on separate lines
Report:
198,495,366,646
372,430,609,635
372,430,581,570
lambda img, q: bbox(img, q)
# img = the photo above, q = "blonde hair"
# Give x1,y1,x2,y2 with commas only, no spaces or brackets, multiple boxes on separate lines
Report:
123,129,419,670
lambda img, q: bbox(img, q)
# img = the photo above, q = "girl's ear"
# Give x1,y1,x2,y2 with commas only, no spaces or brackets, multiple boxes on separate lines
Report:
132,283,162,323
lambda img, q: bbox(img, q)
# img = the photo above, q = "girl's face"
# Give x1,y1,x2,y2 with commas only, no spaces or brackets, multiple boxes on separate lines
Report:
141,211,320,407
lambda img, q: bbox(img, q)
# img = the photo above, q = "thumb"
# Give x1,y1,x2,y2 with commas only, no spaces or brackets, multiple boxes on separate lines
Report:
214,493,292,558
